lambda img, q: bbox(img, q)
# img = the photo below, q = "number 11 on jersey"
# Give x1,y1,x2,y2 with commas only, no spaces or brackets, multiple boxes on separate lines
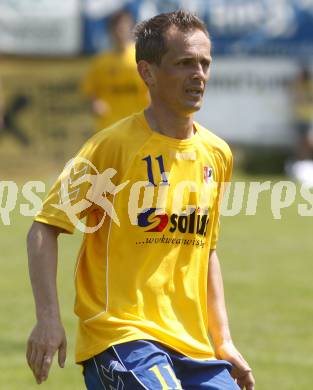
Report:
142,155,169,187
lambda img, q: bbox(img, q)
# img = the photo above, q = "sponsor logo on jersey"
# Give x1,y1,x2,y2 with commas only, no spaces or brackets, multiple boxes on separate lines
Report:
53,157,129,233
203,166,213,184
137,207,209,237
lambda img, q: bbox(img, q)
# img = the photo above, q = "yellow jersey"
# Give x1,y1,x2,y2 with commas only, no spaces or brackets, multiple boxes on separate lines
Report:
35,111,233,363
82,44,149,131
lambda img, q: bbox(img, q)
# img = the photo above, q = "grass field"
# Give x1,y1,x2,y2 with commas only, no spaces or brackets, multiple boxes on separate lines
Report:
0,170,312,389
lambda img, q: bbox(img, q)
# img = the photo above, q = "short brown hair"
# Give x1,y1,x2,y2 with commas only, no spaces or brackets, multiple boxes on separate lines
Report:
109,9,133,31
134,10,209,65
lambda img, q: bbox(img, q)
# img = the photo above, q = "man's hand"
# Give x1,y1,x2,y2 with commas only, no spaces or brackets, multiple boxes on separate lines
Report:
26,320,67,384
216,341,255,390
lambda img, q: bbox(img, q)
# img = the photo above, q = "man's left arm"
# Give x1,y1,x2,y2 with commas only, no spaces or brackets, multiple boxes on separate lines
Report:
207,249,255,390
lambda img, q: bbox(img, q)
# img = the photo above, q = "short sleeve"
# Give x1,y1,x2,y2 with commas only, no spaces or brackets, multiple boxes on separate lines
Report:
34,137,104,233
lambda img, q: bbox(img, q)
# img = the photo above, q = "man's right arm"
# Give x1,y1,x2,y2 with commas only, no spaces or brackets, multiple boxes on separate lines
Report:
26,221,67,384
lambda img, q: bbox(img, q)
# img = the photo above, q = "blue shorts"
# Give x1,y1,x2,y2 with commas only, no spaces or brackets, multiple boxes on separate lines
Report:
82,340,240,389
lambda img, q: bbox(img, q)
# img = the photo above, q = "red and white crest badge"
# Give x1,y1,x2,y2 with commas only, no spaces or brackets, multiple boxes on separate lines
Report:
203,166,213,183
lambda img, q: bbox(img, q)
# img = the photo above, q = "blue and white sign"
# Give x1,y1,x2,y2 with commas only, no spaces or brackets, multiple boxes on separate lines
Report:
82,0,313,56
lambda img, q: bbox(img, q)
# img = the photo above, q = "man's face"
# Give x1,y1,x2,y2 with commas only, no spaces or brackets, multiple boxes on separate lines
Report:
111,14,134,45
149,27,212,116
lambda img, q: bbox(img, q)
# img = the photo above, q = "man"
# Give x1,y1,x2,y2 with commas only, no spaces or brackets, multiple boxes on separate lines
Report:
82,9,149,131
26,10,255,390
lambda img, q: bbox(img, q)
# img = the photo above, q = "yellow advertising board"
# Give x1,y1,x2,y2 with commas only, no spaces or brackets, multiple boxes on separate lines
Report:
0,56,94,167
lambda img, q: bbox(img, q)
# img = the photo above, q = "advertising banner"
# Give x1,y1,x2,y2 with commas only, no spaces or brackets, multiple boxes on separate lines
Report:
0,58,93,162
82,0,313,56
0,0,81,55
195,57,300,146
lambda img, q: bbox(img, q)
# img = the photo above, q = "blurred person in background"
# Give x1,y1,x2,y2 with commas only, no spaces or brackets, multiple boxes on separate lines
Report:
0,78,4,132
291,64,313,160
288,64,313,185
82,8,149,131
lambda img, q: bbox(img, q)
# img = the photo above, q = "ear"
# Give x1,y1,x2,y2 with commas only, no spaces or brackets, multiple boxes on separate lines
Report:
137,60,156,87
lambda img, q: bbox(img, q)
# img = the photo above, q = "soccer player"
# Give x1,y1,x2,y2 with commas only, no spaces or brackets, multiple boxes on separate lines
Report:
82,9,149,131
26,10,255,390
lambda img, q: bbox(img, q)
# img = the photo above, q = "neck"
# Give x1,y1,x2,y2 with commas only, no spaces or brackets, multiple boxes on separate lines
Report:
113,39,129,53
144,104,195,140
